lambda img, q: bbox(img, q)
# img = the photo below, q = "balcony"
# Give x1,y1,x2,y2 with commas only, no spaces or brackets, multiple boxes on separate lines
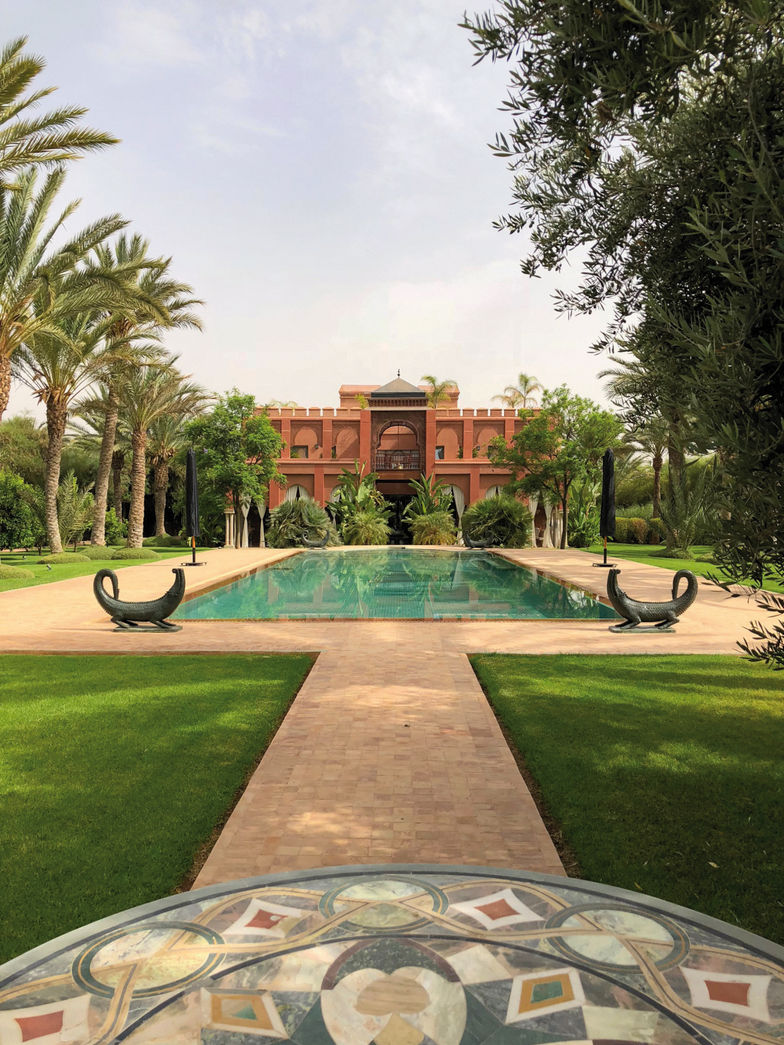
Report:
374,449,422,472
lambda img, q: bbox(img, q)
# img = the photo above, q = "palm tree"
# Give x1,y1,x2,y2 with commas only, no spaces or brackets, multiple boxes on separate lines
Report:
625,418,668,518
493,373,541,409
0,36,116,184
89,234,202,545
148,406,207,537
16,309,108,552
420,375,456,409
0,166,127,421
118,363,207,547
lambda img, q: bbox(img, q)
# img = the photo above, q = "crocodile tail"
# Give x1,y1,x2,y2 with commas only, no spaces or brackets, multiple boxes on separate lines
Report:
672,569,698,602
169,568,186,599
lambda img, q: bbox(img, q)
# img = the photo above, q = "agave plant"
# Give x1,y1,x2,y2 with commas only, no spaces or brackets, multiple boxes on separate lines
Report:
267,499,337,548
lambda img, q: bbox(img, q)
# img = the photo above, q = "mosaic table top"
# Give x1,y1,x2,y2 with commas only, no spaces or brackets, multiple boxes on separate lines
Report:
1,865,783,1044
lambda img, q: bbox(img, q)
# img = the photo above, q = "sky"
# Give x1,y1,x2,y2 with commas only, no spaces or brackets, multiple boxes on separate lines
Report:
4,0,613,418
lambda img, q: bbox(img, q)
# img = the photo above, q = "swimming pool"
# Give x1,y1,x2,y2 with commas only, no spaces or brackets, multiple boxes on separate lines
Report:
173,548,617,621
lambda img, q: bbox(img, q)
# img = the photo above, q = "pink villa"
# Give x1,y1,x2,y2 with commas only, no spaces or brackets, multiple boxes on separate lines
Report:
223,376,564,547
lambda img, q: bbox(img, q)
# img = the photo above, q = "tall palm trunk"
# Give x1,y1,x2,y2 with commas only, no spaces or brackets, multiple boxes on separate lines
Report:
91,387,119,544
112,449,125,520
652,450,663,518
44,400,68,553
0,352,11,423
153,460,169,537
127,428,147,548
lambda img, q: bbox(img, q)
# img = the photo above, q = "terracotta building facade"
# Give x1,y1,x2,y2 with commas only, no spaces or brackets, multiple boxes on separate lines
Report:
225,377,564,547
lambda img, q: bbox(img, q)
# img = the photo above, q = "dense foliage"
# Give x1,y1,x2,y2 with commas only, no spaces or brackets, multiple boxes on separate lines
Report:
461,495,531,548
488,386,622,548
185,392,283,547
267,499,336,548
0,469,37,550
465,1,784,658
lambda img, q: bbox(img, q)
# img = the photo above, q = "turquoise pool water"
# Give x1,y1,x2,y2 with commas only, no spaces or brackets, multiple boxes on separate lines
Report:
173,548,618,621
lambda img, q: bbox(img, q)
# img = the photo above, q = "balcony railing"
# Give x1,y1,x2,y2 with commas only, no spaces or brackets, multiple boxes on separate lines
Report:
374,449,422,472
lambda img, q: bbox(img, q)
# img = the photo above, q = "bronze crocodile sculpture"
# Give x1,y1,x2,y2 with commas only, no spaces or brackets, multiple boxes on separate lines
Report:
607,567,698,631
94,568,186,629
463,531,492,548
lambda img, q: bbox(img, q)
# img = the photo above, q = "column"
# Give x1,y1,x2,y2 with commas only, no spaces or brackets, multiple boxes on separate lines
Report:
321,417,333,460
359,410,371,468
462,415,474,460
314,466,325,505
425,411,436,477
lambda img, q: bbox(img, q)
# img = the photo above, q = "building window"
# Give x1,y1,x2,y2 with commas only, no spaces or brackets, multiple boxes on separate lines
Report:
435,445,445,461
331,445,337,459
290,445,309,459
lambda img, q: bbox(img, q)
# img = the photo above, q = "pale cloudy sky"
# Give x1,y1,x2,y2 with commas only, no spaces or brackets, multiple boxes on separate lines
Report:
4,0,611,417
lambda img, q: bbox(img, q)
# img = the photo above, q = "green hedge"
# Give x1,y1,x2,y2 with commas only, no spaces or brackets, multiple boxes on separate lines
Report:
614,517,647,544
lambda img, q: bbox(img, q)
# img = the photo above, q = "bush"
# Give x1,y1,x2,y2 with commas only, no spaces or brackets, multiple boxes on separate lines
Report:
104,508,126,546
342,508,390,545
79,546,116,560
38,552,90,564
111,548,158,560
646,517,666,544
267,499,338,548
613,517,648,544
142,534,186,547
410,511,457,545
0,564,34,579
0,469,37,550
461,496,531,548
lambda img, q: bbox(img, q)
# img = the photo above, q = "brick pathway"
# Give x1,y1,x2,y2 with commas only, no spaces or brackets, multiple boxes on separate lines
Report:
0,547,759,886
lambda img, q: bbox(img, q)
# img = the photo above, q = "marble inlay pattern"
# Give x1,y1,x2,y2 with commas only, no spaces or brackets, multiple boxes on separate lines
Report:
2,866,783,1044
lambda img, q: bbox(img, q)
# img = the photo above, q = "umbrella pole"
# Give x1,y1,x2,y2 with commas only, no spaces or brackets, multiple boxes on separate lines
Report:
603,536,607,565
192,535,196,565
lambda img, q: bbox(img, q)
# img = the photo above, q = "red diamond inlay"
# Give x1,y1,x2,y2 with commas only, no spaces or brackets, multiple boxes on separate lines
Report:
705,980,750,1006
476,898,518,921
247,908,287,930
16,1011,64,1041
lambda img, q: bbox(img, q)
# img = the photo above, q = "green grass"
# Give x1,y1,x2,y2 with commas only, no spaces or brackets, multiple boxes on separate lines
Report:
0,653,313,963
0,548,202,593
588,542,784,593
471,654,784,943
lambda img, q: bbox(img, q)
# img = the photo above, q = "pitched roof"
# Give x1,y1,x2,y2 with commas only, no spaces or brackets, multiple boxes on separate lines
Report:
370,376,426,399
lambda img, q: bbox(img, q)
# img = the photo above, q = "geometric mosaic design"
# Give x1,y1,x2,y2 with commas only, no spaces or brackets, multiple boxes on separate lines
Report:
1,865,783,1044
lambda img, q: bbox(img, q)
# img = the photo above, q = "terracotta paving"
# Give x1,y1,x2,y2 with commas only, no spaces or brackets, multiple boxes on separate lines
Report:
0,547,760,886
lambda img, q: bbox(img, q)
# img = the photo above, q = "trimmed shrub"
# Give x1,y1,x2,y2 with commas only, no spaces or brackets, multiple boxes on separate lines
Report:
613,517,647,544
461,496,531,548
410,511,457,545
646,517,666,544
79,546,116,560
111,548,158,560
38,552,90,564
142,534,186,547
0,564,35,579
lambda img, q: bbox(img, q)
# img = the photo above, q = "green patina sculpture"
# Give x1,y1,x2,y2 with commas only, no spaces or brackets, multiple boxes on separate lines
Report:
93,567,186,629
607,567,698,631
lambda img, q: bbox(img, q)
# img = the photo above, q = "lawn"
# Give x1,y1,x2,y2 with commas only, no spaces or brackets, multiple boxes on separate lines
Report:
587,541,784,593
0,547,203,593
471,654,784,943
0,653,313,964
